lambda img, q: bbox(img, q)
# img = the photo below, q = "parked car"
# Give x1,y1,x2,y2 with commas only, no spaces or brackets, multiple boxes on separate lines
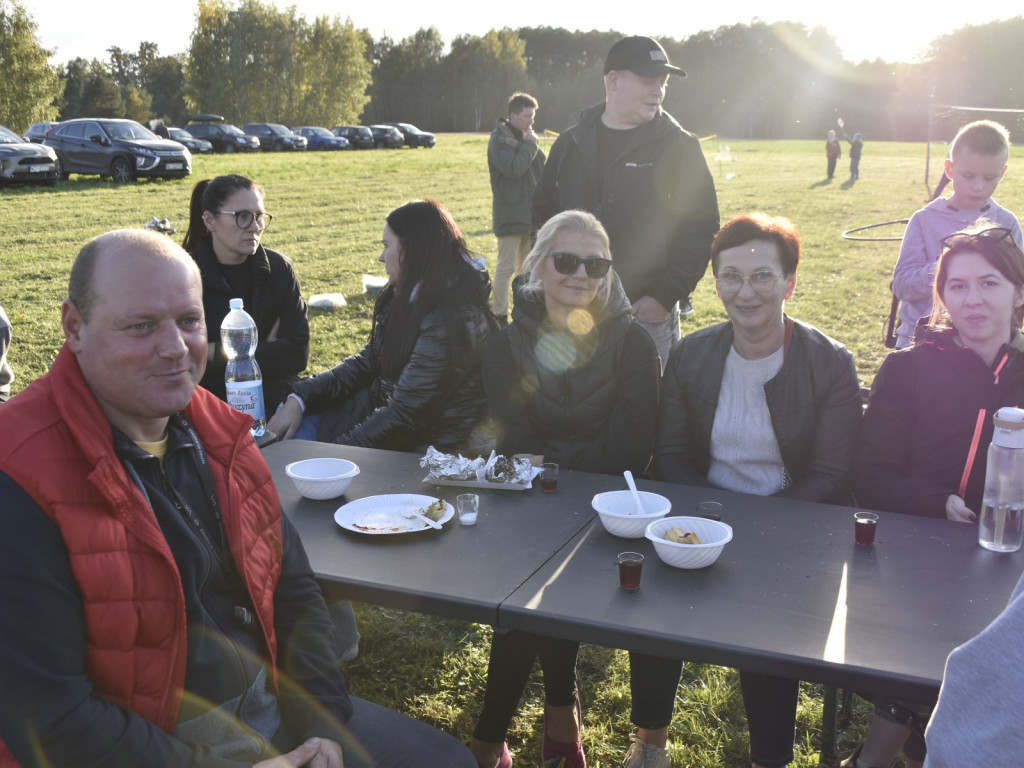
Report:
167,127,214,154
0,125,59,186
242,123,307,151
383,122,436,148
332,125,375,150
292,126,350,150
369,124,405,149
184,115,260,153
25,121,60,143
44,118,191,183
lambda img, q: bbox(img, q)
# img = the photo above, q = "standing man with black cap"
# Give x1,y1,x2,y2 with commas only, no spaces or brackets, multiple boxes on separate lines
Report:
532,35,720,370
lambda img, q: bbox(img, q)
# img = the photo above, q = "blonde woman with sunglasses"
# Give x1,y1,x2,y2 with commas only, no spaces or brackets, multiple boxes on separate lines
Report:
469,210,660,768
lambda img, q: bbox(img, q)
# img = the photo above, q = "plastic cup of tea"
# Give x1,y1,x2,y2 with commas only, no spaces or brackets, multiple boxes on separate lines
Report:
618,552,644,591
540,463,559,493
697,501,723,521
854,511,878,545
457,494,479,526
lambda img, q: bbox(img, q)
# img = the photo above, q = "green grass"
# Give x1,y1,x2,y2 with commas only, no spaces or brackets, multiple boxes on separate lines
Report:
4,136,1016,765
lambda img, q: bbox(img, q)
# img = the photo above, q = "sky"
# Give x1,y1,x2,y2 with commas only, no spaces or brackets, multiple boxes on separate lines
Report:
18,0,1024,66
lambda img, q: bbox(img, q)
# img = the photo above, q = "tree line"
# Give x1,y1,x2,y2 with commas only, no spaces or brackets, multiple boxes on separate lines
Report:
3,0,1024,144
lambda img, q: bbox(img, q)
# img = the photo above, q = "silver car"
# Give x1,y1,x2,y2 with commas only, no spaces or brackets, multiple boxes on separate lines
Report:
0,125,59,186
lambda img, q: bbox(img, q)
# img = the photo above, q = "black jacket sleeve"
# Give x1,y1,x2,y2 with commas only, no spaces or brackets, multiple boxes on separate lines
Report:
273,516,353,741
289,341,376,414
651,337,715,487
854,353,952,516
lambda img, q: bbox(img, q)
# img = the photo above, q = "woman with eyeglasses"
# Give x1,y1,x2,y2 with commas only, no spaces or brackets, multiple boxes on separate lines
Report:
268,199,495,452
846,222,1024,768
469,210,660,768
182,174,309,412
626,213,861,768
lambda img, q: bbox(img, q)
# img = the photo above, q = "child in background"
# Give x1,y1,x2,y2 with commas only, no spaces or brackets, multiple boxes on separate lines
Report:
892,120,1022,348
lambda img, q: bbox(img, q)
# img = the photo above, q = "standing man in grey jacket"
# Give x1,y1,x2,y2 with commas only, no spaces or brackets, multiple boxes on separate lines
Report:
488,92,545,324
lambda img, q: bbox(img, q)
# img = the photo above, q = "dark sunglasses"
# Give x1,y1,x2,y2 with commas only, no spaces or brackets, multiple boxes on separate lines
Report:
941,226,1013,250
549,252,613,279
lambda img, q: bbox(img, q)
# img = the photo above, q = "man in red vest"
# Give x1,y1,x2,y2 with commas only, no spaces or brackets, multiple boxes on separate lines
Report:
0,229,473,768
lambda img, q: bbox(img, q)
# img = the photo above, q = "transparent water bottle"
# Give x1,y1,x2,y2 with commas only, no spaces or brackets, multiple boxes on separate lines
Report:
221,298,266,437
979,406,1024,552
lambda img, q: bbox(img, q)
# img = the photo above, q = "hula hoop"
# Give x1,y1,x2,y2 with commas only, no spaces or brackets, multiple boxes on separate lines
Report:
841,219,909,242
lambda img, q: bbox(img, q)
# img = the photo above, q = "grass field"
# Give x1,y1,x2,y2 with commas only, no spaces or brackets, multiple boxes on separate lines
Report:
5,135,1021,766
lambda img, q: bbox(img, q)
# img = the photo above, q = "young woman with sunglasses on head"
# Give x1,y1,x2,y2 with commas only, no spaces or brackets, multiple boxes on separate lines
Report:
631,213,861,768
183,174,309,411
847,222,1024,768
268,199,495,452
469,210,660,768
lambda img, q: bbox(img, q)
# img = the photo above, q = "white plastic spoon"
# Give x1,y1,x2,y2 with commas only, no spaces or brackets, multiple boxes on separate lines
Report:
624,470,645,515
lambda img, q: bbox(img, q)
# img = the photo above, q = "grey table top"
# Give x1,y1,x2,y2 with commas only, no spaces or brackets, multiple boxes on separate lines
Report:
262,440,613,625
264,441,1024,700
498,477,1024,700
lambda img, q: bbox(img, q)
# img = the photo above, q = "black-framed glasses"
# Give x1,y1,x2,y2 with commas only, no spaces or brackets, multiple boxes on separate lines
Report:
549,252,613,279
941,226,1013,250
215,210,273,230
714,270,784,296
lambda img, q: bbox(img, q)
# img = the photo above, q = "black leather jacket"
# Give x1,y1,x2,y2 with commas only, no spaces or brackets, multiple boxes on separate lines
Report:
290,270,494,452
652,318,862,504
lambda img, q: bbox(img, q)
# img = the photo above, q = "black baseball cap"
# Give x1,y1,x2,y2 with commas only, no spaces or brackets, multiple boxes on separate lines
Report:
604,36,686,78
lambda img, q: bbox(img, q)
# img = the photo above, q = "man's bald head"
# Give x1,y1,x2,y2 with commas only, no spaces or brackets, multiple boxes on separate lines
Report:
68,229,199,323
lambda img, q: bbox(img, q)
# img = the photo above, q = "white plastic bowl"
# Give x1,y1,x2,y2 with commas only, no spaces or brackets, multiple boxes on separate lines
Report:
645,516,733,569
285,458,360,500
592,490,672,538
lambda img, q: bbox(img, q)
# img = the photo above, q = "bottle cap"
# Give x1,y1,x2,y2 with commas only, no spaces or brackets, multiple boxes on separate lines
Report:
992,407,1024,449
229,298,244,310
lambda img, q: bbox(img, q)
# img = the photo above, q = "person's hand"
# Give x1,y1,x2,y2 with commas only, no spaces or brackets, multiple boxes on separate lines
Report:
254,737,325,768
631,296,670,323
945,494,977,523
268,396,304,440
523,128,538,143
308,738,344,768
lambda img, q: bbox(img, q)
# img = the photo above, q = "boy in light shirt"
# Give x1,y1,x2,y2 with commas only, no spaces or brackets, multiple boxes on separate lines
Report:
892,120,1022,348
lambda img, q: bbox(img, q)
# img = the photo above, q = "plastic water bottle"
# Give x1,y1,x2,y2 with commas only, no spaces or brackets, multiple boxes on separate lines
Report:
221,298,266,437
979,406,1024,552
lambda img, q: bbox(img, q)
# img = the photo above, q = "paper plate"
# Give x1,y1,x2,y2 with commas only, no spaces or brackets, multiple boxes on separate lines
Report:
334,494,453,535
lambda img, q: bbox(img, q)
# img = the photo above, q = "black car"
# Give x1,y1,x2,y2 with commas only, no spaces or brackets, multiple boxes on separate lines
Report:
242,123,307,151
383,122,436,148
184,115,260,153
0,125,59,186
332,125,375,150
25,121,60,143
44,118,191,183
369,124,404,149
167,127,214,154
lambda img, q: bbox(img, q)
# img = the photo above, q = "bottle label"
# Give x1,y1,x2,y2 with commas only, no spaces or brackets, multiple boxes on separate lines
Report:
226,380,266,421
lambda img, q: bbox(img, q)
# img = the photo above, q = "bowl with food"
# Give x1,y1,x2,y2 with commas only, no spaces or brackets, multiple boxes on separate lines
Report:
645,516,733,569
592,490,672,538
285,458,360,500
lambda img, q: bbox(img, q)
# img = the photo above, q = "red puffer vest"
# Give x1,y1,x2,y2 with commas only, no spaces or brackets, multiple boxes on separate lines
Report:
0,346,283,766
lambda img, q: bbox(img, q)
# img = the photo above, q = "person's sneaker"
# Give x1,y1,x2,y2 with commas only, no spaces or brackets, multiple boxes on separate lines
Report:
680,297,694,317
621,735,669,768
